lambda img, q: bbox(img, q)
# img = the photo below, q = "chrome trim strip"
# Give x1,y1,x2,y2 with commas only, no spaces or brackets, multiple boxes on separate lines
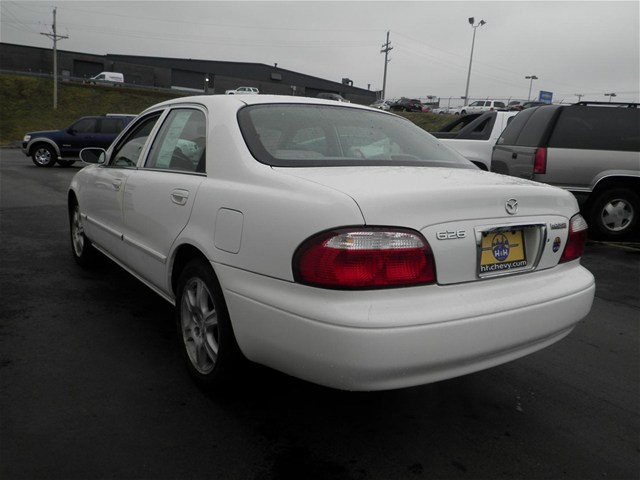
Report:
84,214,123,240
122,236,167,263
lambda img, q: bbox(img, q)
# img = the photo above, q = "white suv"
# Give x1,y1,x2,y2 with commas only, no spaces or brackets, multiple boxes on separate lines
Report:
454,100,506,116
225,86,259,95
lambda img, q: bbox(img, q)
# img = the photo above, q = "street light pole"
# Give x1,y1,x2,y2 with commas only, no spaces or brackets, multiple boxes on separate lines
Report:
463,17,486,103
604,93,617,102
525,75,538,101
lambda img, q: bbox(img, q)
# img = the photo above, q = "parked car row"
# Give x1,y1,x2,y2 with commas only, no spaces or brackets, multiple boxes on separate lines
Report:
449,100,507,115
369,98,434,113
430,100,549,115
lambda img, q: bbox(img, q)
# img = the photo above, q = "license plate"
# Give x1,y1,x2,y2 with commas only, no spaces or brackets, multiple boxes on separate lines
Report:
479,229,527,274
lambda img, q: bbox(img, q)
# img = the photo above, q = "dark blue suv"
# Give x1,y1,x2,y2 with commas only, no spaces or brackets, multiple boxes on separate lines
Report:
22,114,135,167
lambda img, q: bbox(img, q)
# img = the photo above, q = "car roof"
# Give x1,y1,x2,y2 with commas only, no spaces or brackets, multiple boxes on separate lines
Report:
142,94,377,114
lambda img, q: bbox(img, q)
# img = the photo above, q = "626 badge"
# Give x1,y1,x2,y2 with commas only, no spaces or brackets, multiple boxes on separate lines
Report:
480,230,527,274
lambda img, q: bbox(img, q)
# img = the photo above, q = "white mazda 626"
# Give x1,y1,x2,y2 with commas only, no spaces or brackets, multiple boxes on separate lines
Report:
69,95,595,391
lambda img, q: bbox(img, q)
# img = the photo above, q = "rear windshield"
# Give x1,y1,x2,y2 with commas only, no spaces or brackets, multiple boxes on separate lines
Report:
238,104,474,168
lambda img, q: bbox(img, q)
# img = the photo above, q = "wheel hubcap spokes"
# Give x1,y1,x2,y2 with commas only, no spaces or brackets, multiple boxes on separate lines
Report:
36,149,51,165
72,208,85,255
181,278,219,374
602,199,633,232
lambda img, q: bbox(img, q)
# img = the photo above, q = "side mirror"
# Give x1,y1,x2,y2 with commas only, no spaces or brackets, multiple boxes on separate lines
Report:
80,147,106,165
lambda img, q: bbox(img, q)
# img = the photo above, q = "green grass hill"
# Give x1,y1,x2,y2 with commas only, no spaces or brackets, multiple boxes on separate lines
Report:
0,73,453,146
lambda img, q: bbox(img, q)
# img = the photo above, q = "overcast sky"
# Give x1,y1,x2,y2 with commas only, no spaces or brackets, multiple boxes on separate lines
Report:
2,0,638,104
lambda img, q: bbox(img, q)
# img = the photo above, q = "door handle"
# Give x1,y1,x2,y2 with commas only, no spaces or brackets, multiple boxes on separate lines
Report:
512,152,518,159
112,179,123,191
170,189,189,206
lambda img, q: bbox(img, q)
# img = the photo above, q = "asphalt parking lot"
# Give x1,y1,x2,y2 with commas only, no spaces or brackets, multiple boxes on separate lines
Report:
1,148,638,480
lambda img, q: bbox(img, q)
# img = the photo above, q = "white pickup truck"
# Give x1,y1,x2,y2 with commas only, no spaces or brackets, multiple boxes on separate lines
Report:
431,111,518,170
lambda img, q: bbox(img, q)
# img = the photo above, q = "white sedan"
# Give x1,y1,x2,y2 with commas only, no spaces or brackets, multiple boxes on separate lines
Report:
69,95,595,391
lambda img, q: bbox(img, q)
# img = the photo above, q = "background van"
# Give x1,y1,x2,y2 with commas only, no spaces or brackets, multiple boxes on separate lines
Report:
89,72,124,84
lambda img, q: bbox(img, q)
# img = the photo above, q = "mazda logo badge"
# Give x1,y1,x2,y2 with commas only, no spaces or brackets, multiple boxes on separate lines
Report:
506,198,518,215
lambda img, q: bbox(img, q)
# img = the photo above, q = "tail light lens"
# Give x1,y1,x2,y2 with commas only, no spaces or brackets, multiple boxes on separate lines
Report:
533,147,547,174
293,228,436,289
560,214,588,263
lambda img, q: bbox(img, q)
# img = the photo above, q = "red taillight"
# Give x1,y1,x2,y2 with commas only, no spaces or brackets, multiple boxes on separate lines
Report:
533,147,547,174
560,214,588,263
293,228,436,289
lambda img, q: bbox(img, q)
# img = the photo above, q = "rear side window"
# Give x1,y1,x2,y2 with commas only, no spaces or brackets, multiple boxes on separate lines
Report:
497,106,559,147
548,106,640,151
146,109,207,172
99,118,124,134
496,108,535,145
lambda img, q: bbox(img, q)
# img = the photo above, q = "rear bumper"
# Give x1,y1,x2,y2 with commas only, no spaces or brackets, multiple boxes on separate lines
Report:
216,262,595,391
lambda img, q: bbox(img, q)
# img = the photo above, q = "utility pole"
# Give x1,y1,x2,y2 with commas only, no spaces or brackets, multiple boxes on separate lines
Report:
41,7,68,110
575,93,584,102
380,31,393,100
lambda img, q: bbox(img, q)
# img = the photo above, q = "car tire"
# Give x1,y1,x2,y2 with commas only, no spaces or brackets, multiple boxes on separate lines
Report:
460,110,467,116
57,160,76,167
175,259,244,391
69,200,97,267
31,144,57,167
588,188,639,240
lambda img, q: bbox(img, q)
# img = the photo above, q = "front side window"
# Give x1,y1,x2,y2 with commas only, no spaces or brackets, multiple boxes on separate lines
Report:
108,114,161,167
145,109,206,173
238,104,473,168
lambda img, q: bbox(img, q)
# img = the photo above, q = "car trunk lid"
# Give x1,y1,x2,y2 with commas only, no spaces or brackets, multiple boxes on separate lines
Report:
275,166,578,284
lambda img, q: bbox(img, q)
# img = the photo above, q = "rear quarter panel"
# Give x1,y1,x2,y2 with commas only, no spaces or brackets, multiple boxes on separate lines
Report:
491,145,537,178
535,148,640,191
